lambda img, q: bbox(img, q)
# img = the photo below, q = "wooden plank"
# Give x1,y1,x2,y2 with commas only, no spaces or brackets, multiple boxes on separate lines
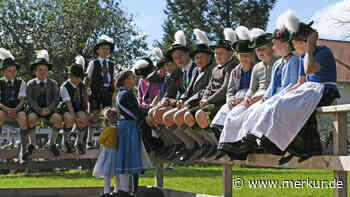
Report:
0,149,99,160
316,104,350,114
0,159,96,170
155,162,164,187
198,154,350,171
222,164,232,197
333,112,348,197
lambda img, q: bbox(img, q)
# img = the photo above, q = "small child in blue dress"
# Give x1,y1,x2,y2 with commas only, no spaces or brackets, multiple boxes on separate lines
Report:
93,107,120,197
115,70,148,197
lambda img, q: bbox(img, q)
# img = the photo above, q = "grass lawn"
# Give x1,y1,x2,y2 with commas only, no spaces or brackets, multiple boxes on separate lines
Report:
0,165,346,197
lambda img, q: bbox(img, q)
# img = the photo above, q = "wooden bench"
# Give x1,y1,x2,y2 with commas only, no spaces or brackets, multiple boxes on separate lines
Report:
154,104,350,197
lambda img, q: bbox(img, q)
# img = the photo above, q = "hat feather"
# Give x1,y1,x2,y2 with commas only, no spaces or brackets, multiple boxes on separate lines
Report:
0,48,14,61
100,34,114,44
250,28,266,40
235,26,251,41
223,28,237,43
36,50,49,63
133,59,149,70
193,28,210,45
283,10,300,33
152,47,164,61
276,12,286,30
173,30,186,46
75,55,85,67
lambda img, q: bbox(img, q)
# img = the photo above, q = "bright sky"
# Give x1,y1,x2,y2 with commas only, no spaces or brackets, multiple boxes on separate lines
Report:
121,0,349,49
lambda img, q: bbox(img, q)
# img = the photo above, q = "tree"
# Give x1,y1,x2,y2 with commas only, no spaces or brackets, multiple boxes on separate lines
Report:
160,0,277,49
0,0,148,83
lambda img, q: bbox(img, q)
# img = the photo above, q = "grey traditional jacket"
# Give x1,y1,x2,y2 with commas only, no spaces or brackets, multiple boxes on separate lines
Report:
183,62,215,106
26,77,60,114
202,57,236,105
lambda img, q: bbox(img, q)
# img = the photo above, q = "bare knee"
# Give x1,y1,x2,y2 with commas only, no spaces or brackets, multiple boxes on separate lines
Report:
50,113,62,128
174,109,186,127
28,113,38,128
184,112,196,127
163,109,176,127
16,112,27,129
195,110,209,128
0,111,7,126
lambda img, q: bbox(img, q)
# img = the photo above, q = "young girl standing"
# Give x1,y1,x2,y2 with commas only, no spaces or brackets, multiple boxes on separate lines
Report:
93,108,120,197
115,70,147,197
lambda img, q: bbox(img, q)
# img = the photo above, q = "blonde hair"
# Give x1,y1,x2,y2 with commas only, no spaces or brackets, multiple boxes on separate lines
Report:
102,107,119,127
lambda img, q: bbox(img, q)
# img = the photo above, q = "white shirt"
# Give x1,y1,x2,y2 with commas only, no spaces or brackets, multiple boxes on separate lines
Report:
60,79,78,102
183,60,193,77
86,57,112,87
3,77,27,98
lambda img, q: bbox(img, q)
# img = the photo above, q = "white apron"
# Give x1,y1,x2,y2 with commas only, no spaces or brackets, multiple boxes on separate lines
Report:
211,89,248,127
239,82,324,151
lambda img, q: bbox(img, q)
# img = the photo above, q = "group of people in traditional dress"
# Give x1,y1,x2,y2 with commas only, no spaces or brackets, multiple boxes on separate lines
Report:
0,10,341,197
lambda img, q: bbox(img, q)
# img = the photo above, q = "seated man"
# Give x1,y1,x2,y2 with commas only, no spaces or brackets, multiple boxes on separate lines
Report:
0,48,28,163
190,28,237,129
58,56,89,154
26,50,62,157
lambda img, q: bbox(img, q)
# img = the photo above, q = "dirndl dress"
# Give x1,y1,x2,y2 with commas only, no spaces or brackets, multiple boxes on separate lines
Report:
115,120,143,174
93,147,118,178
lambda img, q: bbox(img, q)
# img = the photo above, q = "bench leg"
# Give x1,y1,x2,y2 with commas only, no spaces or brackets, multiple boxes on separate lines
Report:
333,112,348,197
155,162,163,187
222,164,232,197
333,171,347,197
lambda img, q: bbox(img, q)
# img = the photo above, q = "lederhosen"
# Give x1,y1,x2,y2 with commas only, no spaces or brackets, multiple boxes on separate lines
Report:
90,60,114,111
0,78,22,110
58,81,87,115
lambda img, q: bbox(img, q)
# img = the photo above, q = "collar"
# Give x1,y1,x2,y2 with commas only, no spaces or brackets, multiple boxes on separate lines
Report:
217,57,233,68
183,60,193,73
98,57,109,64
3,77,14,83
35,77,48,84
68,79,77,88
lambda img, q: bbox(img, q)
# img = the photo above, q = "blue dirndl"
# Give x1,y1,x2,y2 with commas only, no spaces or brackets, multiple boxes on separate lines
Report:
115,120,142,174
93,147,118,178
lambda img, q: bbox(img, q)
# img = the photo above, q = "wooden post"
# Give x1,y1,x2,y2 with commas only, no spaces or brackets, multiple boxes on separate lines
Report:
222,164,232,197
333,112,348,197
155,162,164,187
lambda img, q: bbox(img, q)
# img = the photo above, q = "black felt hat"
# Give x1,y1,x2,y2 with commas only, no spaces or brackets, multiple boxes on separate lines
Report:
250,33,273,49
30,50,52,72
67,63,84,78
0,48,20,70
210,39,233,51
94,35,115,56
192,43,213,56
234,40,254,53
133,58,155,77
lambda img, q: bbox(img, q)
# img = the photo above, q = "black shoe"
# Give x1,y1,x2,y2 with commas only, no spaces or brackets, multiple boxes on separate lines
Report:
27,144,35,156
261,136,284,156
61,142,74,153
197,144,211,159
244,134,263,152
99,193,111,197
49,144,60,156
222,141,250,154
76,143,86,155
204,145,218,158
214,150,226,160
116,191,131,197
227,152,248,161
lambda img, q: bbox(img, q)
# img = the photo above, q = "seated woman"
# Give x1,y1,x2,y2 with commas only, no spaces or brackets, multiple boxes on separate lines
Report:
210,26,255,131
229,11,340,162
215,29,275,158
219,14,300,157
